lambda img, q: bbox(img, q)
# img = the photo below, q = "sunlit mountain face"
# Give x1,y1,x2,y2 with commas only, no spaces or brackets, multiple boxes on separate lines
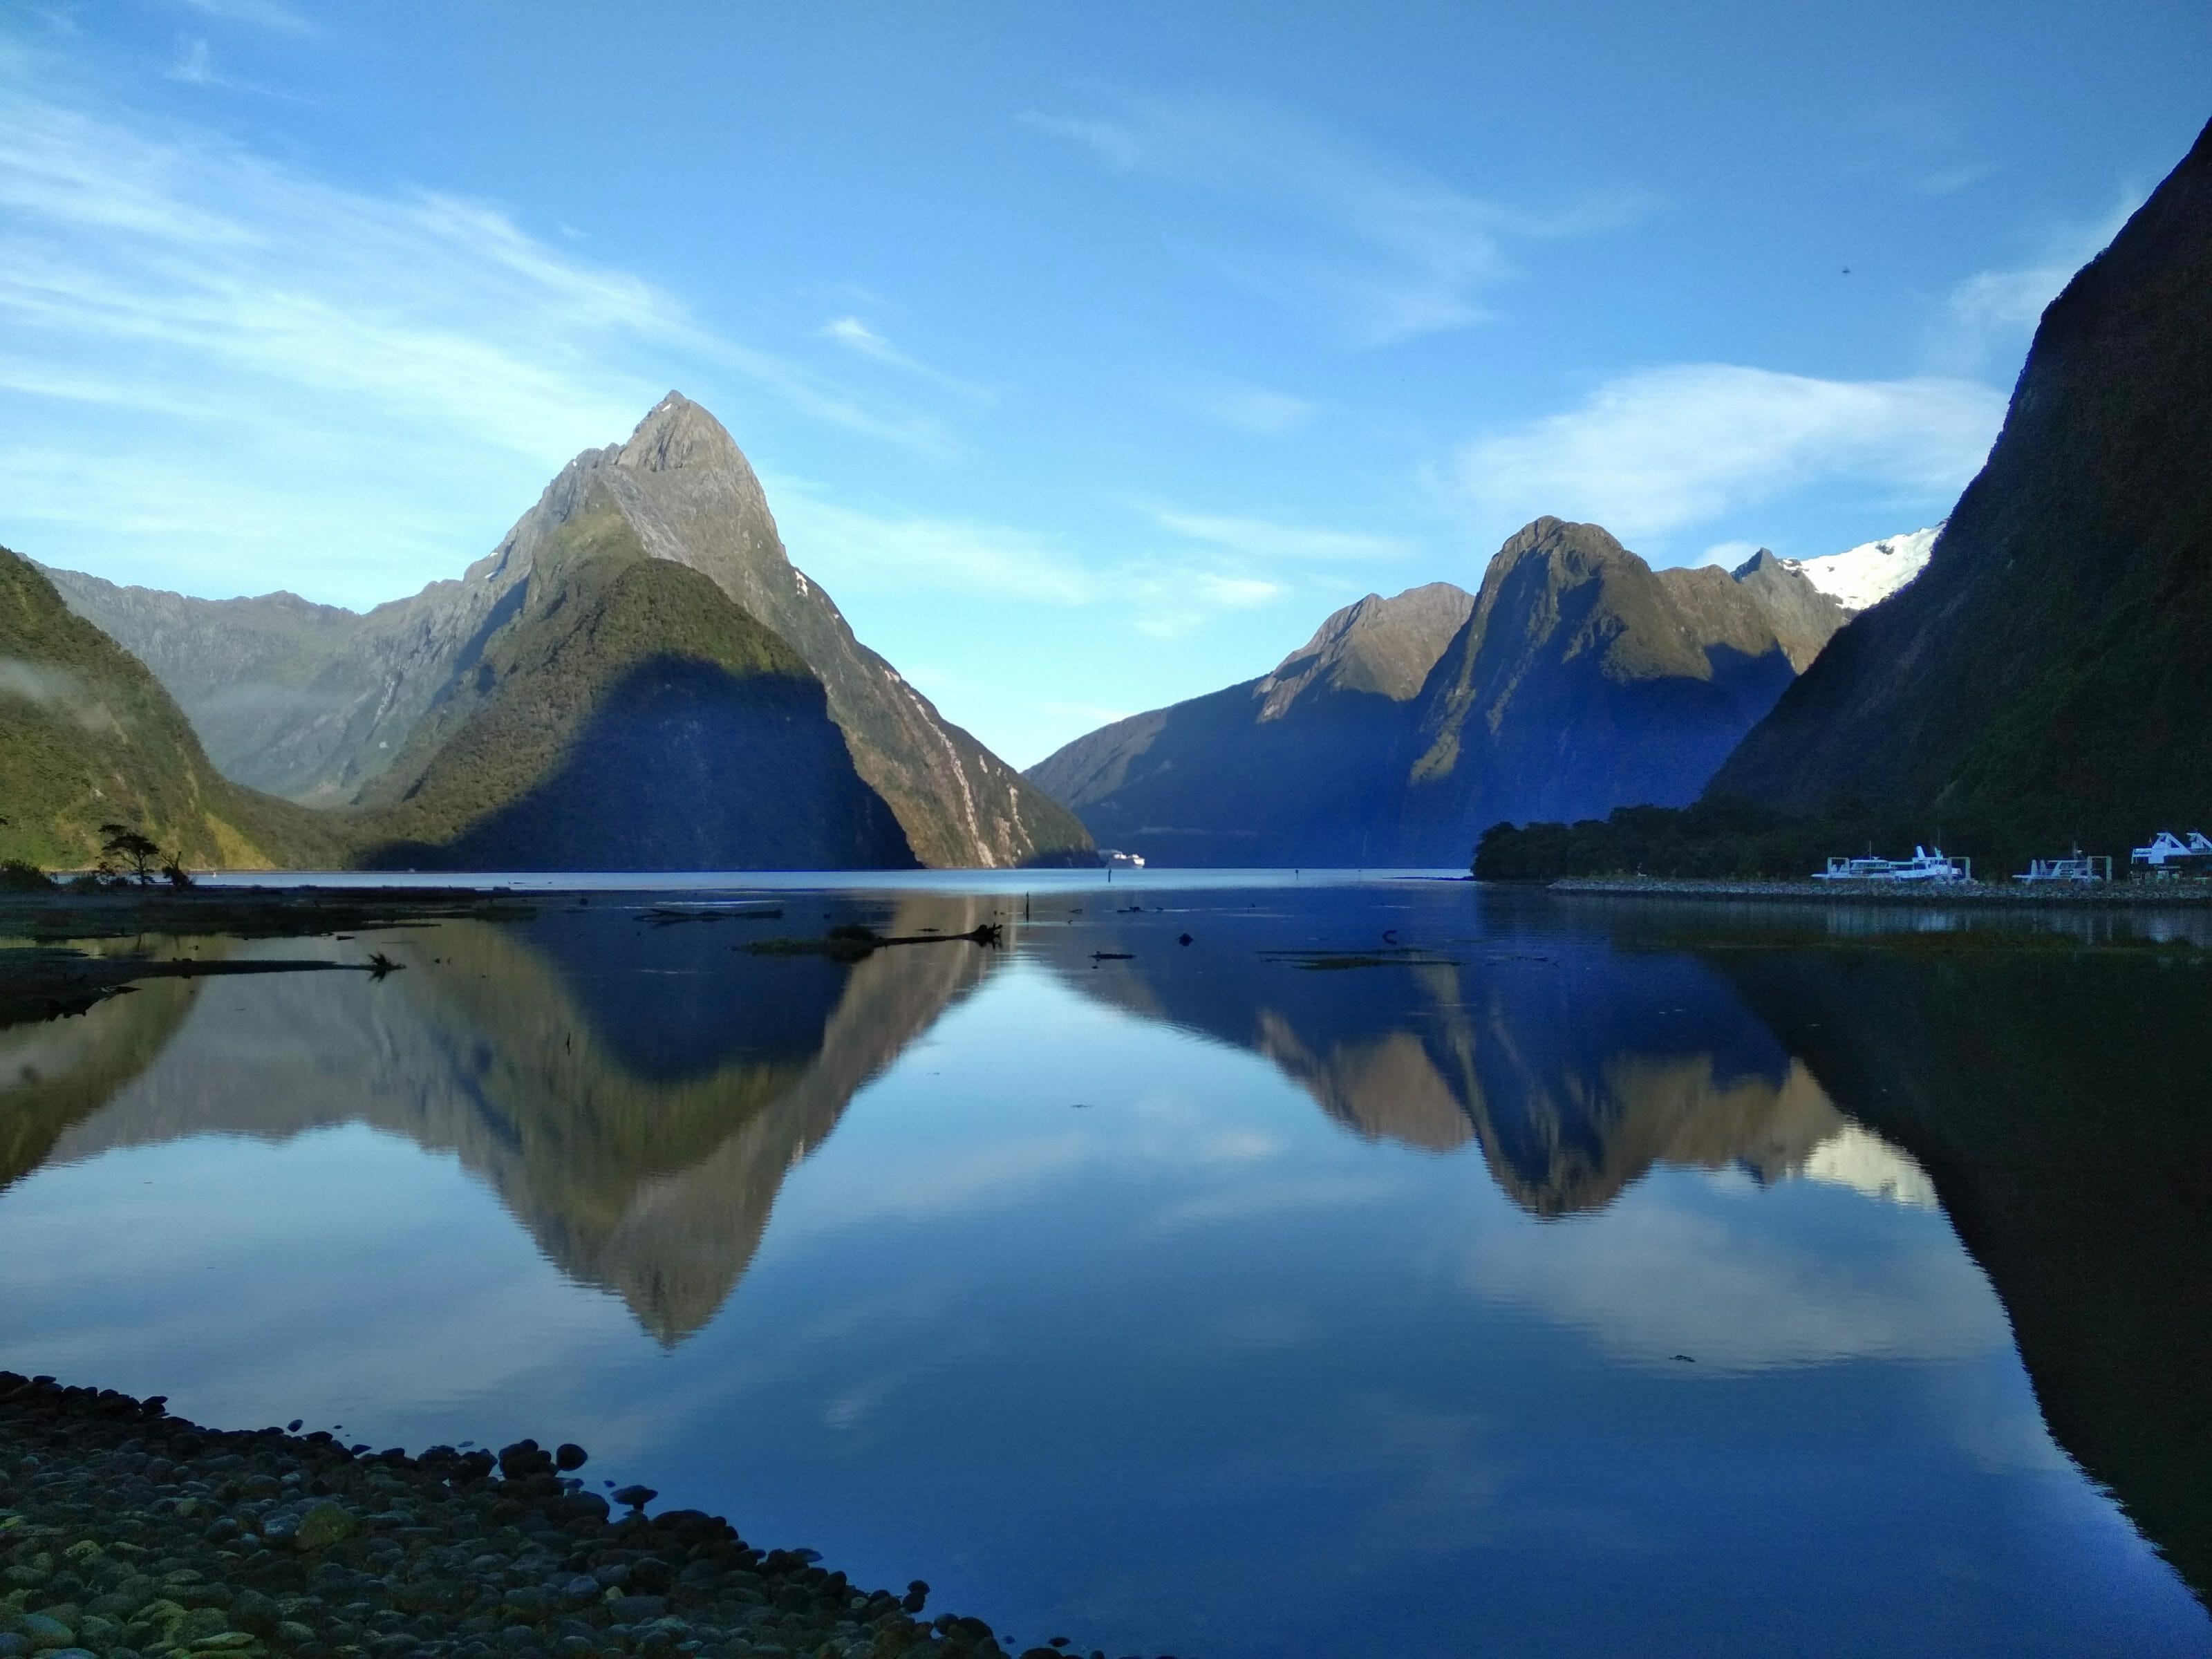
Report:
1,881,2206,1656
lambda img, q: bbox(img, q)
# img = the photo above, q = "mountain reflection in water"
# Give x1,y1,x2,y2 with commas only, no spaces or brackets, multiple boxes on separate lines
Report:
1,881,2206,1655
8,893,1936,1313
1030,898,1936,1219
12,896,999,1341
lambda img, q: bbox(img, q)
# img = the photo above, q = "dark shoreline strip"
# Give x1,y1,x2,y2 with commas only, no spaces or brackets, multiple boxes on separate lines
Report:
0,1373,1099,1659
1539,877,2212,908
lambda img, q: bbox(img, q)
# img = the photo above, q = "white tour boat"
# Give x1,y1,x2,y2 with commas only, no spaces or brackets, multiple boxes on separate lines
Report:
2130,830,2212,876
1813,845,1971,883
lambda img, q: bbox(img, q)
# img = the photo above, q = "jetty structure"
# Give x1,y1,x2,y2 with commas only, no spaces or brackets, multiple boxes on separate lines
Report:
1812,846,1970,883
2016,851,2112,884
2131,830,2212,877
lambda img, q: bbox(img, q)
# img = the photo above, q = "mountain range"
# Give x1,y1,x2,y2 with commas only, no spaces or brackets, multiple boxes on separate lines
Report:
30,395,1090,871
10,115,2207,875
1029,519,1856,866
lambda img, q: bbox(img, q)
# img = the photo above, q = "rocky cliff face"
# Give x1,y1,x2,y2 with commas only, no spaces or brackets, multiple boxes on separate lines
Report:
1030,518,1844,866
51,395,1090,868
1712,117,2212,847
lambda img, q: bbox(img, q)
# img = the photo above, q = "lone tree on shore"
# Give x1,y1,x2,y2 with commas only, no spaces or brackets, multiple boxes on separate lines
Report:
97,823,189,888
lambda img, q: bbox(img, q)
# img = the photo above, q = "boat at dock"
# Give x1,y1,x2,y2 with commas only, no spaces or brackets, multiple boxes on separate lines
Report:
1813,846,1971,883
2130,831,2212,877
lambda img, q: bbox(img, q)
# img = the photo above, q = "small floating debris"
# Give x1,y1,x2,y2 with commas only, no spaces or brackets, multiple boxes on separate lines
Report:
644,903,784,925
1091,950,1134,961
1259,946,1461,971
747,921,1003,962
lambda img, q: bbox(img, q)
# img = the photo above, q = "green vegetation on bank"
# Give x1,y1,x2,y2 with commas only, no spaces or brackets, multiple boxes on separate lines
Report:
0,549,342,872
1472,795,2077,881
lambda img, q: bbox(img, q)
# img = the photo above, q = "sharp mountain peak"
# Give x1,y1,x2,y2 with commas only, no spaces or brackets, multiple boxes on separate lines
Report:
613,391,750,475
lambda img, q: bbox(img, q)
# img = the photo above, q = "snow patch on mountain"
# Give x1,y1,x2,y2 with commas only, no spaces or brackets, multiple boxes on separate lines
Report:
1781,525,1942,613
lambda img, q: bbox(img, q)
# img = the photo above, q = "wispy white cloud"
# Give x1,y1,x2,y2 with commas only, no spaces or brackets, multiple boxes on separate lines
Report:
1146,505,1409,564
769,486,1099,607
1917,163,1989,197
171,0,314,34
1123,568,1286,640
1455,364,2005,550
766,480,1324,639
1016,111,1140,171
165,35,303,101
0,75,945,458
1177,379,1316,435
819,315,995,404
1933,191,2139,373
0,66,955,597
1022,93,1638,346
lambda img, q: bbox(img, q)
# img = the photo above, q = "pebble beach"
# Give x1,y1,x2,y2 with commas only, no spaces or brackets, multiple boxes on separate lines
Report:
0,1374,1110,1659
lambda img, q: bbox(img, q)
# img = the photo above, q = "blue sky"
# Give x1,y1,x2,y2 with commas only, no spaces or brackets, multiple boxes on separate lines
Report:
1,2,2206,767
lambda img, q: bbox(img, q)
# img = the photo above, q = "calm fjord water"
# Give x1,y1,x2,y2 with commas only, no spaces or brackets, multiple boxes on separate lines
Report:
3,878,2208,1658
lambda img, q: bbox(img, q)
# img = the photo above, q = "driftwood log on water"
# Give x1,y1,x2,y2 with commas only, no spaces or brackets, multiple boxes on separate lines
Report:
745,922,1003,962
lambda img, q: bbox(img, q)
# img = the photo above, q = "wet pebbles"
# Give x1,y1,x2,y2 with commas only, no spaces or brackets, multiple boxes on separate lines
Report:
0,1374,1117,1659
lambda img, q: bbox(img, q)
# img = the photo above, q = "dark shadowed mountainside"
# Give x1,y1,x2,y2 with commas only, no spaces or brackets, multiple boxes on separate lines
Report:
353,499,912,872
1398,519,1838,859
1030,520,1844,866
0,549,339,870
1712,117,2212,847
50,395,1089,869
1027,583,1474,865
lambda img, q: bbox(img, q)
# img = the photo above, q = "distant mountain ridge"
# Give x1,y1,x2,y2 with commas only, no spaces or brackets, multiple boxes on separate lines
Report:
0,549,338,870
48,395,1089,870
1713,115,2212,850
1029,518,1850,866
